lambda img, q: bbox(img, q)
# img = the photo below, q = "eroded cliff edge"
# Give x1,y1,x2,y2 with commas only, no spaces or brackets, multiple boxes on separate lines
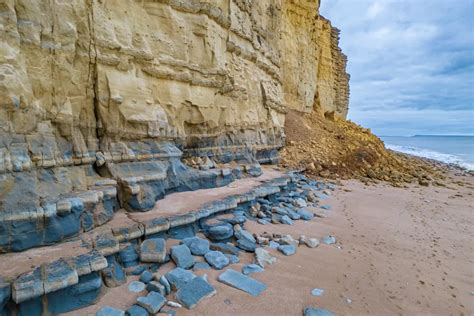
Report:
0,0,349,252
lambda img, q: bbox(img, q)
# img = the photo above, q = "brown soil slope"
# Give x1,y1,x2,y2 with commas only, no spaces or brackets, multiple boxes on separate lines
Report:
280,110,446,186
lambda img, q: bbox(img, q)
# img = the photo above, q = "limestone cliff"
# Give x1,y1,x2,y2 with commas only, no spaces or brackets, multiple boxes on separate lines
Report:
0,0,349,252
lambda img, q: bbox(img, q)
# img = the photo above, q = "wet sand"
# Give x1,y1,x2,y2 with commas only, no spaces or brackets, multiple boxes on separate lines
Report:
69,172,474,315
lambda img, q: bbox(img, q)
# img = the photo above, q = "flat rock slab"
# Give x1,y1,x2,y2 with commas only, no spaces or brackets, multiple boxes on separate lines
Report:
137,291,166,314
181,237,210,256
217,269,267,297
128,281,146,293
304,307,335,316
204,251,229,270
278,244,297,256
126,305,149,316
193,262,211,271
165,268,196,290
140,238,166,263
175,276,216,309
170,244,195,269
96,306,125,316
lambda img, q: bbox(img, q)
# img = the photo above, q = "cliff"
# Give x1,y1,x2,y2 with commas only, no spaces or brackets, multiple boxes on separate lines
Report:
0,0,349,252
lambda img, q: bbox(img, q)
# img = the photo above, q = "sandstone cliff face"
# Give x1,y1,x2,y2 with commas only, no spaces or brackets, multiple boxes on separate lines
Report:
0,0,349,252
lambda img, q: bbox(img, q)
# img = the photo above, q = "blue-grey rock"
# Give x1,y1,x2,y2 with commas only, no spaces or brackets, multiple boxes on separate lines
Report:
297,209,314,221
0,277,11,311
126,305,149,316
254,248,276,267
225,254,240,264
273,207,289,216
278,245,297,256
159,309,177,316
181,237,210,256
320,205,331,210
193,262,211,271
242,264,264,275
205,224,233,241
303,307,335,316
139,270,153,284
170,244,195,269
140,238,167,263
217,269,267,297
175,276,216,309
268,241,280,249
137,291,166,314
118,244,139,267
280,215,294,225
311,288,324,296
146,281,166,296
293,198,307,208
235,229,256,243
210,243,240,256
128,265,147,276
204,251,230,270
321,236,336,245
286,208,301,220
165,268,196,290
159,276,171,295
226,215,247,225
128,281,146,293
236,238,257,252
96,306,125,316
257,219,269,225
102,256,126,287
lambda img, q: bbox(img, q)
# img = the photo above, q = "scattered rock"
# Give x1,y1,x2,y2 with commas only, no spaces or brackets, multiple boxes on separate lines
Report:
204,251,230,270
140,238,167,263
321,236,336,245
277,235,299,247
278,245,297,256
311,288,324,296
96,306,125,316
225,254,240,264
126,305,149,316
206,224,234,241
235,229,256,244
128,281,146,293
297,209,314,220
165,268,196,290
170,244,195,269
193,262,211,271
159,275,171,295
303,307,335,316
242,264,264,275
268,241,280,249
137,291,166,314
320,205,331,210
304,238,320,248
175,276,216,309
257,219,270,225
181,237,210,256
139,270,153,284
210,242,240,256
236,238,257,252
166,301,182,308
293,198,307,208
146,281,166,296
254,248,277,268
280,215,294,225
218,269,267,297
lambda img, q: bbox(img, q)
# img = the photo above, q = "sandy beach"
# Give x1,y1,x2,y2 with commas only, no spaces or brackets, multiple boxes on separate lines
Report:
66,170,473,316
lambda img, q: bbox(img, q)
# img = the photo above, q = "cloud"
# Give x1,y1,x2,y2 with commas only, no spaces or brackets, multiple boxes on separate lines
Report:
320,0,474,136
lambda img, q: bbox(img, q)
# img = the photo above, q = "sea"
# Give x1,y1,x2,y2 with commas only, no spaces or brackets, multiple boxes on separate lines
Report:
380,135,474,171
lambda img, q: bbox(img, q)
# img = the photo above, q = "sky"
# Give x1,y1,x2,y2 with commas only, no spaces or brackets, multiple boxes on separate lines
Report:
320,0,474,136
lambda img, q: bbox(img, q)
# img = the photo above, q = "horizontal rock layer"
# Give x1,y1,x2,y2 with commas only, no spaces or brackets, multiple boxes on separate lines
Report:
0,0,348,251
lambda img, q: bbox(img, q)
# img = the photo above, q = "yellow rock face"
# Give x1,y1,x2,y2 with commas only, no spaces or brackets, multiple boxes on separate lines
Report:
0,0,348,168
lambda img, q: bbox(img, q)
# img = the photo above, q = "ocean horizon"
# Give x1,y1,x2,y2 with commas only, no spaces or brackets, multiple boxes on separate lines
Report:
380,135,474,170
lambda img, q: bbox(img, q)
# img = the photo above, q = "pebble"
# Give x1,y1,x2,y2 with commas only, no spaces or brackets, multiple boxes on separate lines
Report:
242,264,264,275
204,251,230,270
128,281,146,293
170,244,195,269
320,205,331,210
311,288,324,296
304,238,320,248
303,307,335,316
278,244,297,256
321,236,336,245
166,301,182,308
